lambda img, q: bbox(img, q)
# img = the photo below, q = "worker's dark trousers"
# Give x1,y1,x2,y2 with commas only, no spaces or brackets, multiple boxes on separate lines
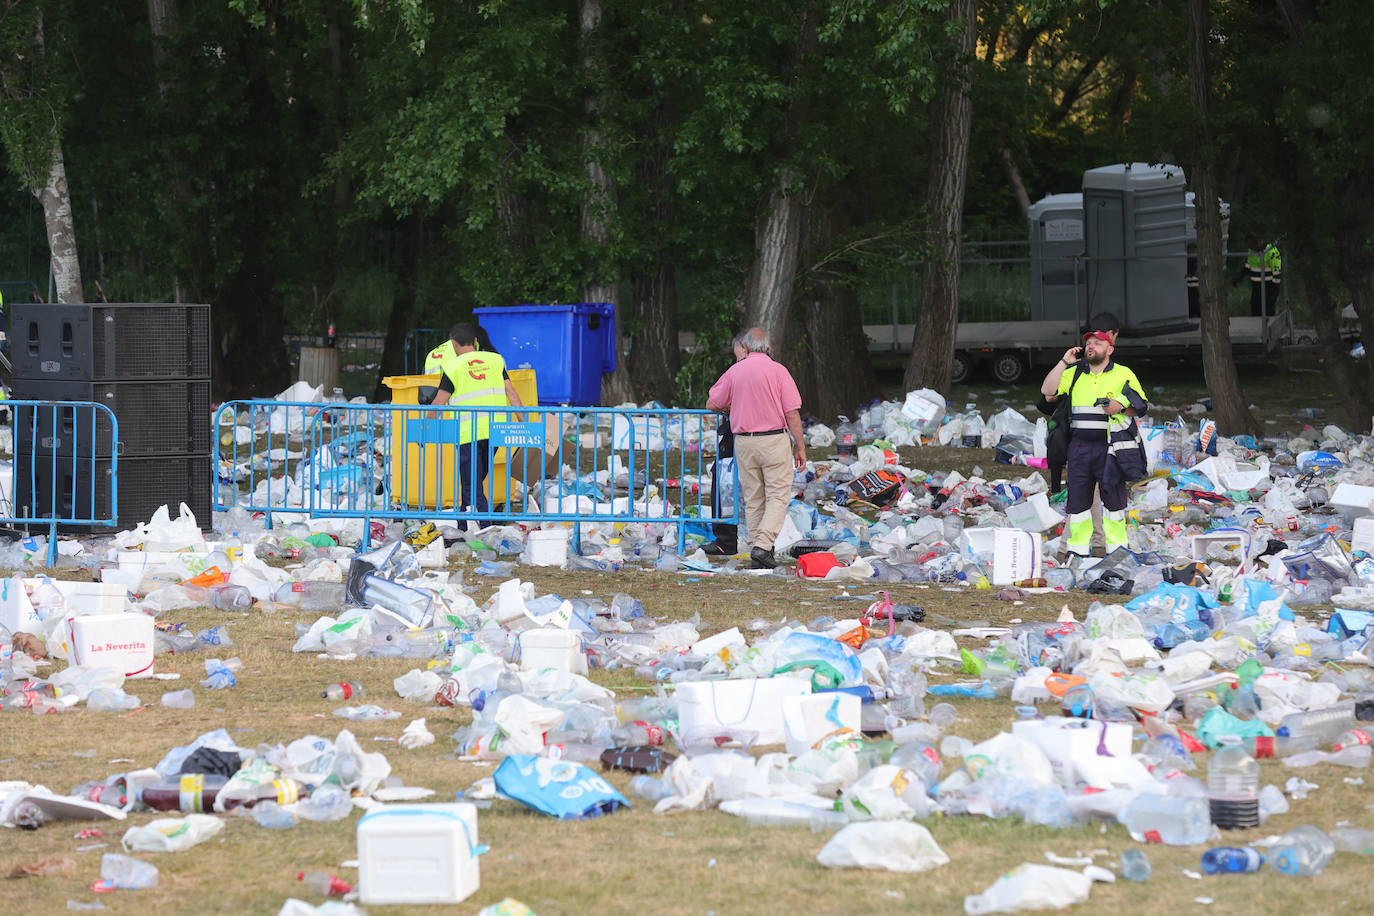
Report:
1065,437,1127,556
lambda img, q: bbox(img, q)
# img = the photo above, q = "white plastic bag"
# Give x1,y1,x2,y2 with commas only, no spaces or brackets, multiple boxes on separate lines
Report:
122,814,223,852
964,863,1093,914
818,821,949,872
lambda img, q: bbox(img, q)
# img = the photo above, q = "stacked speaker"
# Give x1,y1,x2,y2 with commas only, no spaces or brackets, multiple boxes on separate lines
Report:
10,303,212,531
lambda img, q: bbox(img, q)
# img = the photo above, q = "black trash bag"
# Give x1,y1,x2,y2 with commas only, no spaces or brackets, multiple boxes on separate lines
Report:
1086,569,1133,595
179,747,242,778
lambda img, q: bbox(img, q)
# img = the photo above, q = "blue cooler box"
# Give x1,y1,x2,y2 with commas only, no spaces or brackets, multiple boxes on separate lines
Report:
475,303,616,406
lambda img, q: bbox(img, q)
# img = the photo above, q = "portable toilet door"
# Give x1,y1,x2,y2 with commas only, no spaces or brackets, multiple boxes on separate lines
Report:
1029,192,1087,322
1082,162,1190,331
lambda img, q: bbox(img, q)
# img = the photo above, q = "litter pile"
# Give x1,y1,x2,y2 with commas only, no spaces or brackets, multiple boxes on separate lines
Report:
3,387,1374,913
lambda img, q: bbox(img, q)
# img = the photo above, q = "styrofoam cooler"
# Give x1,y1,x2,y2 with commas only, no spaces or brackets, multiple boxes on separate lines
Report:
66,612,155,677
959,527,1043,585
522,528,570,567
519,627,587,675
357,803,483,905
782,692,861,756
674,675,812,747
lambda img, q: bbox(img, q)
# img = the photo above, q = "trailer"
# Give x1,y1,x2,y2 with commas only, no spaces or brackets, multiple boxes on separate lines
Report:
865,162,1293,384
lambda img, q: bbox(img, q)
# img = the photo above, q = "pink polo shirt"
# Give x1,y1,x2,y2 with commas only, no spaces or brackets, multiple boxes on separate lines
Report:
707,352,802,433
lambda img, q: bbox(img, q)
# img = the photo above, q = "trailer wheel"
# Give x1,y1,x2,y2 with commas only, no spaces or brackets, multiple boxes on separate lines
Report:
951,351,972,386
991,351,1026,384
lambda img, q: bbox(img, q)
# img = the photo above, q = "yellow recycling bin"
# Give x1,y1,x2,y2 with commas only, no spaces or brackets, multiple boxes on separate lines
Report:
382,369,539,509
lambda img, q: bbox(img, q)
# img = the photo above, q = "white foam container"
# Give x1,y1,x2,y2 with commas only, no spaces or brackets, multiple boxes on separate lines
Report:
523,528,570,567
27,579,128,615
1005,492,1062,533
1011,717,1133,787
519,627,587,675
357,802,481,905
1332,483,1374,516
66,612,155,677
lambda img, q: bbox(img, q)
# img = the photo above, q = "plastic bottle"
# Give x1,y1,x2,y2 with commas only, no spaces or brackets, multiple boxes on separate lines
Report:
225,532,243,566
297,871,352,897
13,800,45,829
139,774,228,813
1062,684,1094,719
1277,700,1356,742
611,721,664,746
604,538,624,571
197,625,233,647
250,800,299,829
201,658,239,690
70,781,128,808
1243,734,1319,759
1119,848,1152,882
86,688,140,712
1201,846,1264,874
96,853,158,891
890,740,941,787
1208,739,1260,829
1268,825,1336,876
1333,727,1374,752
1120,794,1211,845
322,681,363,701
212,585,254,611
298,784,354,822
835,416,860,463
629,774,670,802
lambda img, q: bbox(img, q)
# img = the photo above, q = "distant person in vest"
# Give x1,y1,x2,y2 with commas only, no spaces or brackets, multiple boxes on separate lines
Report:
706,327,806,569
1237,234,1282,317
1039,313,1147,558
431,322,524,524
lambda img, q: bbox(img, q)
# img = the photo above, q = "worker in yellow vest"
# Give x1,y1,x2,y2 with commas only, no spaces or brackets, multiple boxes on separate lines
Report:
423,338,455,373
431,321,524,522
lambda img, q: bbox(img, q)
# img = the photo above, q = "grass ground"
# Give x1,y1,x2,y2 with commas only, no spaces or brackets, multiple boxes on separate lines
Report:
0,359,1362,915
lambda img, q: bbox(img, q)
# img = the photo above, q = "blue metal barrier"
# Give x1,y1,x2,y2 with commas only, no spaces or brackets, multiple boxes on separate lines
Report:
403,328,447,375
3,399,119,565
212,399,739,553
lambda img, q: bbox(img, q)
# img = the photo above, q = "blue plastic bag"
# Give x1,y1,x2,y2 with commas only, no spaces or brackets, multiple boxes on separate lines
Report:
493,755,628,820
1124,582,1218,624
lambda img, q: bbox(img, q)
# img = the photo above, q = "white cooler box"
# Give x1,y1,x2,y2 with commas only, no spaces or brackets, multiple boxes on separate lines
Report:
66,612,156,678
26,579,129,615
675,675,812,747
519,627,587,675
357,803,482,906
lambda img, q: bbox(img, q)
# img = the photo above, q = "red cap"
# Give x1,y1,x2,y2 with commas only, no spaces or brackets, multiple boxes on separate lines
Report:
1082,330,1114,343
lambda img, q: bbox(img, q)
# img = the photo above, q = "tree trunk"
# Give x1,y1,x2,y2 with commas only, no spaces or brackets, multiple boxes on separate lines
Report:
795,197,875,422
33,137,82,303
1187,0,1257,438
1000,148,1031,221
1300,252,1370,430
146,0,195,302
903,0,974,395
578,0,631,405
1337,198,1374,431
373,213,425,402
743,176,803,352
626,94,680,403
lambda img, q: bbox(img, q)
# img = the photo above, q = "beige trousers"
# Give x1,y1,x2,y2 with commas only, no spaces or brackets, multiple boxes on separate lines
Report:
734,433,794,551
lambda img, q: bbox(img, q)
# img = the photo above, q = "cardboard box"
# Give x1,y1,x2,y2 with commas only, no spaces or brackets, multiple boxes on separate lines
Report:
66,612,155,678
960,527,1042,585
357,803,481,905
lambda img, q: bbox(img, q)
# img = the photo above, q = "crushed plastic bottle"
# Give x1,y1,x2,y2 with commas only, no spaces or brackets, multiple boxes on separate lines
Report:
95,853,158,891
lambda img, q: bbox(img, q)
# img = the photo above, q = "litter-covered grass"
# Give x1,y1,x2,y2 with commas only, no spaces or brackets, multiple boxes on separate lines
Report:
0,565,1368,915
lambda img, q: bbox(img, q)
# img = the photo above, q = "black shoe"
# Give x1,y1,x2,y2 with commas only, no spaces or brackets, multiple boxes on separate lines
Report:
703,541,736,557
750,547,778,569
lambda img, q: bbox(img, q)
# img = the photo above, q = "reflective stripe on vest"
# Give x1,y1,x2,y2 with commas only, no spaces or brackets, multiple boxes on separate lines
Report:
438,350,508,443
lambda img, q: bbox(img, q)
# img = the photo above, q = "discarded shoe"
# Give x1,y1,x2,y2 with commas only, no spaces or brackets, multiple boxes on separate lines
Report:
750,547,778,570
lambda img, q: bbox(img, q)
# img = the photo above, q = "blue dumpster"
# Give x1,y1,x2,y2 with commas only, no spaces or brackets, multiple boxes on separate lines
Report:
475,303,616,406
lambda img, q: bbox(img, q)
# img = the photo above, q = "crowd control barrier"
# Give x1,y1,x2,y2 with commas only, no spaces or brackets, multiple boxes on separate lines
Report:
212,400,739,553
3,400,120,565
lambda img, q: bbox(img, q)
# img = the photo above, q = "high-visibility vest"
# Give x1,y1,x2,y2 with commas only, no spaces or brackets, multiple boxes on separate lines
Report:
438,350,508,443
1246,244,1282,282
424,339,456,374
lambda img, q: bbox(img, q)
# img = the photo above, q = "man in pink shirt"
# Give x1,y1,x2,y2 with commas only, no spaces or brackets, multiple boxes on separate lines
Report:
706,327,807,568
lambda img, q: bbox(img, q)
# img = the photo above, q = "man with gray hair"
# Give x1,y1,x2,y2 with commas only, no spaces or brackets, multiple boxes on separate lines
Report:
706,327,807,568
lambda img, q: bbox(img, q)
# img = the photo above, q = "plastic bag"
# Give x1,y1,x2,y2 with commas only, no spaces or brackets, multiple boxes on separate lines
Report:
121,814,223,852
493,754,628,819
964,863,1093,915
817,821,949,872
